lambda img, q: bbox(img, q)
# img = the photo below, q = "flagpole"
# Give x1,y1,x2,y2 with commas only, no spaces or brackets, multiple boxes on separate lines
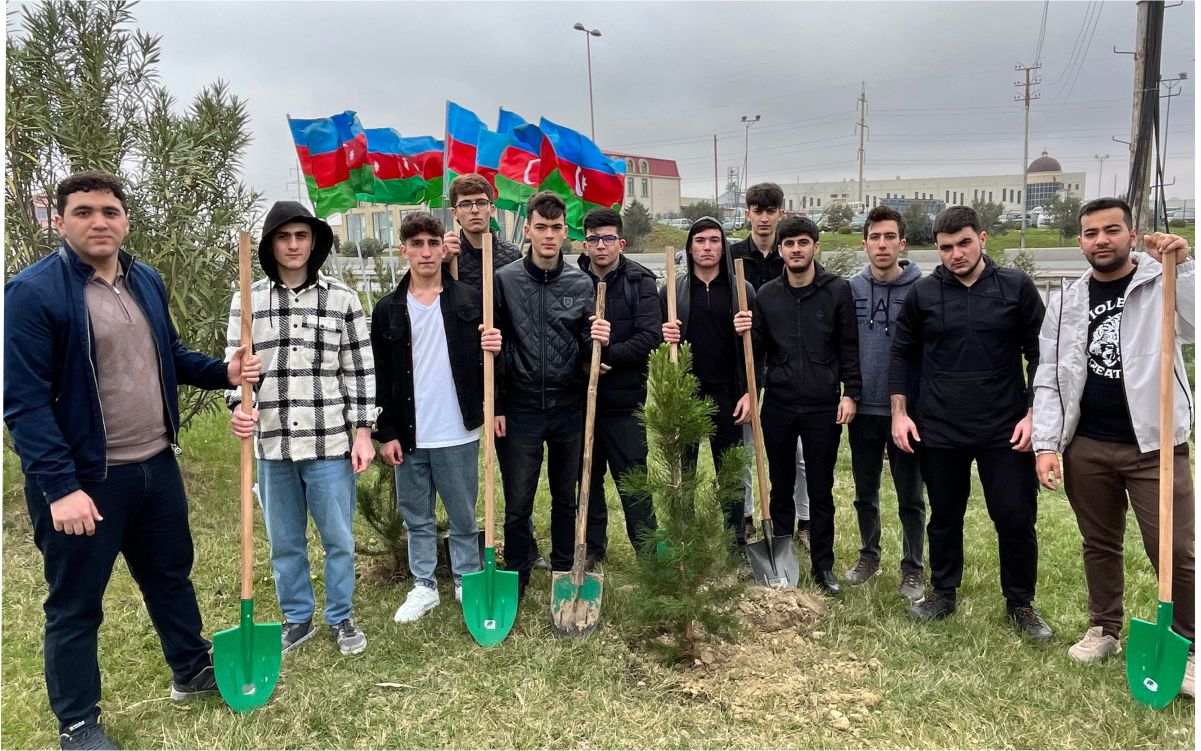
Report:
443,99,459,279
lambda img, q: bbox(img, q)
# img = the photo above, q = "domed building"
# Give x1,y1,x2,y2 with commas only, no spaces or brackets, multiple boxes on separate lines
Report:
1025,150,1068,209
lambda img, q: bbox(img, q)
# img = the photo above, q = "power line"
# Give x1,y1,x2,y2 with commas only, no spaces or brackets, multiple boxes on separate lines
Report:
1049,1,1105,115
1033,0,1050,64
1049,1,1099,86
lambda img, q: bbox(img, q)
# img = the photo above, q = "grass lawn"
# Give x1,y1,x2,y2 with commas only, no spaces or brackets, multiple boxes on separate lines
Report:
2,408,1195,749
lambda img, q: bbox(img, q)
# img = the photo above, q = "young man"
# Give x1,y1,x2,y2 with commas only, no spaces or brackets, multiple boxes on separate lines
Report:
728,182,811,550
228,201,376,656
577,207,661,565
739,216,861,596
4,170,261,750
890,205,1051,642
660,217,757,549
494,192,610,598
844,206,927,600
371,212,502,621
1032,198,1194,692
441,173,523,291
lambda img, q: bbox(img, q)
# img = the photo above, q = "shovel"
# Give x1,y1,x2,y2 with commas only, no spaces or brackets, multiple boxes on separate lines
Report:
461,231,519,647
1126,247,1190,709
213,232,282,713
735,259,800,589
550,284,608,638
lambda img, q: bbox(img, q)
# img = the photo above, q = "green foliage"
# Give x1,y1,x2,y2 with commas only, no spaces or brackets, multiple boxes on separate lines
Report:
1009,248,1037,277
901,204,933,245
823,203,854,229
355,455,407,579
1041,194,1083,241
341,239,359,257
618,344,747,662
358,237,383,258
1171,218,1188,228
681,200,720,224
623,199,653,250
5,0,260,427
820,249,857,278
970,198,1007,235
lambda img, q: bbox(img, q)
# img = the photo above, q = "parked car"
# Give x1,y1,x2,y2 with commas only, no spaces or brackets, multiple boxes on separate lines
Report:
721,218,735,231
670,218,691,230
849,213,869,232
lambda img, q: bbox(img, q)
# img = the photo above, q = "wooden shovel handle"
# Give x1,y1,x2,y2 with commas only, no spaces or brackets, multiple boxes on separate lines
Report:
665,247,677,363
734,259,771,523
573,285,607,580
482,232,495,548
1158,249,1177,603
238,232,255,601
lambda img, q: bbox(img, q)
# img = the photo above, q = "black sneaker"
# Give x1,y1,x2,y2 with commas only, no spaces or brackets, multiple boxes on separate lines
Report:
909,592,956,622
1009,605,1053,643
843,555,880,585
281,619,317,654
60,717,116,750
169,665,218,702
898,570,926,601
813,570,843,597
531,556,551,571
330,618,367,655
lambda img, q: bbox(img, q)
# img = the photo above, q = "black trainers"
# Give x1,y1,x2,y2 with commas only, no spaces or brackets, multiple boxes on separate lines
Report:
1009,605,1053,643
843,555,880,585
281,619,317,654
813,570,843,597
169,665,218,702
898,570,925,601
531,556,551,571
908,592,957,622
60,717,116,750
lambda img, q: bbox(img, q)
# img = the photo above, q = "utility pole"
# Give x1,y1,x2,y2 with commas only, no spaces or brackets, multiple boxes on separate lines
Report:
713,134,719,215
856,82,868,206
1094,154,1110,197
1014,62,1041,250
1156,73,1187,222
739,114,760,205
1126,0,1164,239
287,167,307,207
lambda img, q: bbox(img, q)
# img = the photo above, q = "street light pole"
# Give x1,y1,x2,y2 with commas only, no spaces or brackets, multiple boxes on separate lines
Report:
1094,154,1110,198
740,114,760,206
573,22,602,141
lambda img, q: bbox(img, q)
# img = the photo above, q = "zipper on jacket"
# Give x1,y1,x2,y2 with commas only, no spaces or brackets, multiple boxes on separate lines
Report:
540,281,547,409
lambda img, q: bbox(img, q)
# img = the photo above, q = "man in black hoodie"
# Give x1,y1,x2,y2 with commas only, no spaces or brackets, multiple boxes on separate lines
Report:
494,192,609,599
660,217,757,548
889,205,1051,642
741,216,861,596
578,208,661,565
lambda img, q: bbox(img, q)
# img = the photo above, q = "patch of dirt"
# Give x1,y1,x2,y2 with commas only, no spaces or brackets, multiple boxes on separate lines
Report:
735,586,829,633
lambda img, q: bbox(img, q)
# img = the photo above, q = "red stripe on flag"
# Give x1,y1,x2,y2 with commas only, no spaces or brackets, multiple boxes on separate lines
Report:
446,138,478,176
310,149,351,188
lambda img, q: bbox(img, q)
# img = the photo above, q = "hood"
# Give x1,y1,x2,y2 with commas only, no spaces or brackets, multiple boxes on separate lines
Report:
683,216,731,279
258,200,334,286
857,258,922,287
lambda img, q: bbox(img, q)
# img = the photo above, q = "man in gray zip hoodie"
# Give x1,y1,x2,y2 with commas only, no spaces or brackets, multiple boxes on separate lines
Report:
845,206,927,600
1033,198,1194,696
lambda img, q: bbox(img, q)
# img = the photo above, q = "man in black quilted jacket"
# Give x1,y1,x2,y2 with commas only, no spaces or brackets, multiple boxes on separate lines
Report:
494,191,610,599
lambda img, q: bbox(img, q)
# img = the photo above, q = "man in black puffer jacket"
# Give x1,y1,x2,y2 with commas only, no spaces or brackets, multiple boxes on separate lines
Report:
889,205,1051,643
494,192,610,598
441,173,522,292
577,208,662,566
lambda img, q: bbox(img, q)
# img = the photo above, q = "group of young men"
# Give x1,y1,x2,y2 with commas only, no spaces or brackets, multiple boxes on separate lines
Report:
5,169,1194,749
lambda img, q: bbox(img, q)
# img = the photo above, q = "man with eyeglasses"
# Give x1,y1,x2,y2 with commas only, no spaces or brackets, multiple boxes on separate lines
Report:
728,182,811,552
442,174,522,292
576,208,661,567
494,192,609,601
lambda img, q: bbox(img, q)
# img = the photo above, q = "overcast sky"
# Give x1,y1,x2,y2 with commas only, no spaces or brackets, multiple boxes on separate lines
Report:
26,0,1198,204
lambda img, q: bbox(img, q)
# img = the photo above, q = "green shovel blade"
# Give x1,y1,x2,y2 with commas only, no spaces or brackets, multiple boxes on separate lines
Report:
461,548,519,647
212,599,282,713
550,571,604,638
1126,601,1191,709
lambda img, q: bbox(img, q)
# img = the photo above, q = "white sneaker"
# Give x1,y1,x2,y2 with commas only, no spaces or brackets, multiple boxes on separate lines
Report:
393,585,440,623
1067,626,1121,664
1182,653,1195,699
454,583,463,603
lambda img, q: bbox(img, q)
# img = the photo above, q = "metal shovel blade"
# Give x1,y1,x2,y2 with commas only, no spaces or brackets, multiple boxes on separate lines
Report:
550,570,604,638
212,599,282,713
1126,601,1191,709
746,522,800,589
461,548,519,648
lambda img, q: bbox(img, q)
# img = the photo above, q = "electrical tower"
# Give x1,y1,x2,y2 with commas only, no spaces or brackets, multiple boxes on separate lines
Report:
1014,62,1041,250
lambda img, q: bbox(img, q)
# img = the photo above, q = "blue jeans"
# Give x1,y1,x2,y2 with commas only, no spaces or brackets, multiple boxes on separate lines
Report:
258,458,357,625
393,440,482,587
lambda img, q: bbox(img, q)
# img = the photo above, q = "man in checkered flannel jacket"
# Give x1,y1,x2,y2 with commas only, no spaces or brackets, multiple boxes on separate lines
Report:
227,201,376,657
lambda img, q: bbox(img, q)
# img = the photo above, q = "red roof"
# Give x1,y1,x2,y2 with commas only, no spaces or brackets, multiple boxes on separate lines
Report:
604,152,680,179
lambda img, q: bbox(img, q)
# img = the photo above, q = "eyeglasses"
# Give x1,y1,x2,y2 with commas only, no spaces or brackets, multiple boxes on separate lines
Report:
454,199,492,211
584,234,620,247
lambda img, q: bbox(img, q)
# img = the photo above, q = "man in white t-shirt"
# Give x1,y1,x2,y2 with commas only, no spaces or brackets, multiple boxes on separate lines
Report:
369,212,502,621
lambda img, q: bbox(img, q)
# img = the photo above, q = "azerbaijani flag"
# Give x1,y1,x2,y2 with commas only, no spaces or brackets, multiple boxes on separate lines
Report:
497,107,528,137
288,111,372,218
362,129,444,206
538,117,626,212
445,101,484,183
494,122,544,212
475,129,510,194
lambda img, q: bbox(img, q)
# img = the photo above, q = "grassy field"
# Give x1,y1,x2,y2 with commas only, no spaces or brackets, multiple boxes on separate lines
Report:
2,409,1195,749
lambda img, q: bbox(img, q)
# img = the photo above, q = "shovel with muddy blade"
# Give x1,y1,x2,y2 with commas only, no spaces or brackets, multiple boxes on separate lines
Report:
213,232,282,713
551,285,608,638
1126,246,1190,709
461,232,519,647
735,259,800,589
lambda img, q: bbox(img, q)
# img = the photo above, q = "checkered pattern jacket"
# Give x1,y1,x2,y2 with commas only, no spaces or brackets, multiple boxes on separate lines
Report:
226,274,376,461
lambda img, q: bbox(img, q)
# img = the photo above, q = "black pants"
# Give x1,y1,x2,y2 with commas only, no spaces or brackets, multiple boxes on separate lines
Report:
848,414,926,573
497,404,582,580
760,402,843,573
683,384,746,545
25,449,211,732
919,445,1039,609
585,410,657,558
